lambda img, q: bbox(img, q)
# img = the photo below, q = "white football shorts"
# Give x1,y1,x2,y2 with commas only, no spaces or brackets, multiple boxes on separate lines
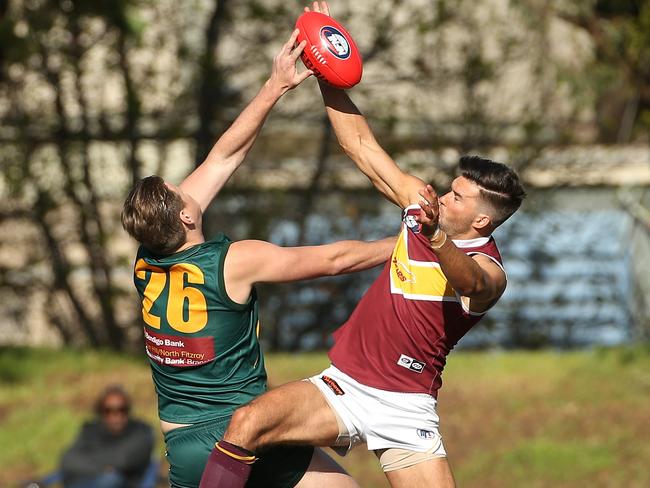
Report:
307,364,446,457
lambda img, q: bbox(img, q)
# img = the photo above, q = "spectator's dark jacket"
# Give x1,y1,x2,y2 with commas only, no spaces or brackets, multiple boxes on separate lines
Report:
60,419,154,488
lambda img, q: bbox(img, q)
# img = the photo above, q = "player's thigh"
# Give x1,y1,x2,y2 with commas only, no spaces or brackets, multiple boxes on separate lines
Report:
383,457,456,488
227,380,340,448
295,448,359,488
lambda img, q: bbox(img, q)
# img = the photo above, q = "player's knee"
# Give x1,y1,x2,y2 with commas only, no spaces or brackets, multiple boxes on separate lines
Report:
227,404,264,449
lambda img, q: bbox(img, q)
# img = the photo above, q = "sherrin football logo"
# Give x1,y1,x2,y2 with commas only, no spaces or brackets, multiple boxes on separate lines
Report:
320,26,351,59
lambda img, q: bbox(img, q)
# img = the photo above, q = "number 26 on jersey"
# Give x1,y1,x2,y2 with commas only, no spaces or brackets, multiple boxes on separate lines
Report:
135,259,208,334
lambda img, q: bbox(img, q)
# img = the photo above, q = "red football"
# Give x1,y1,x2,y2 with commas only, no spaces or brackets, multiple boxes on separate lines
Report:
295,12,363,89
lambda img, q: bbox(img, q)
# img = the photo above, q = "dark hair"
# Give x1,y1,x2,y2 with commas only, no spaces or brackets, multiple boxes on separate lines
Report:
94,384,131,416
459,155,526,227
121,175,186,255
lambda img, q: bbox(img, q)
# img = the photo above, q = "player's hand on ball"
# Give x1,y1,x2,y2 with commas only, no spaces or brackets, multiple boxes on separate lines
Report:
268,28,313,94
416,185,440,239
305,1,330,16
296,2,362,88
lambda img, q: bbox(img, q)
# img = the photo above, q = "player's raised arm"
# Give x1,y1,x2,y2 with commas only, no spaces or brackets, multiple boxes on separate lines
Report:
319,82,425,210
223,237,395,304
179,29,313,212
304,1,423,209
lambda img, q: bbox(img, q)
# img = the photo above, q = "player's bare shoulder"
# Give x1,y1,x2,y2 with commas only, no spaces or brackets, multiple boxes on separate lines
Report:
223,241,266,278
462,254,507,313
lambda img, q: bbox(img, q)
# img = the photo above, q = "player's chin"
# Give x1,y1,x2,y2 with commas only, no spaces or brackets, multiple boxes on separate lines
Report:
438,217,449,233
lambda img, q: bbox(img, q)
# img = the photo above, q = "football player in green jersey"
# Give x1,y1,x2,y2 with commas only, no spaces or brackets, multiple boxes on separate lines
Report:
122,28,394,488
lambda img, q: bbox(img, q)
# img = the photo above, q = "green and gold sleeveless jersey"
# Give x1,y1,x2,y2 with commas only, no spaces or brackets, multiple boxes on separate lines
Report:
133,234,266,423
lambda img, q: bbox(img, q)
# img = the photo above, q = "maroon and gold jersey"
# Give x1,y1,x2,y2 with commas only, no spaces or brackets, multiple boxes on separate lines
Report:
329,205,504,397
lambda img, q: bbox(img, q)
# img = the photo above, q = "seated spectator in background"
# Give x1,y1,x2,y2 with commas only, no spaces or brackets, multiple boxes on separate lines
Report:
60,385,154,488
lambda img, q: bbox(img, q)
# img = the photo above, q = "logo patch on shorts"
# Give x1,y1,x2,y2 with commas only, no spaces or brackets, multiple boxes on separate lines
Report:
397,354,426,373
321,375,345,395
417,429,436,439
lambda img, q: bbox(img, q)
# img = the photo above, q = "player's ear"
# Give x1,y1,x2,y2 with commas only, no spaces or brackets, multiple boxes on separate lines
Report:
179,209,194,226
473,213,491,230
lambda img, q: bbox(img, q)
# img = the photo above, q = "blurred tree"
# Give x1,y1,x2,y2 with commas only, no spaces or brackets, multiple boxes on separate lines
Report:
1,0,643,351
554,0,650,142
1,0,134,349
0,0,241,349
194,0,232,166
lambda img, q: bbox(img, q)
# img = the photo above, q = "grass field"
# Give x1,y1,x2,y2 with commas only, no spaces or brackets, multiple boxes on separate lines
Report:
1,346,649,487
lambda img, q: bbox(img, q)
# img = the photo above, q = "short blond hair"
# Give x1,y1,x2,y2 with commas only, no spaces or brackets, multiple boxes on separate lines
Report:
121,175,186,255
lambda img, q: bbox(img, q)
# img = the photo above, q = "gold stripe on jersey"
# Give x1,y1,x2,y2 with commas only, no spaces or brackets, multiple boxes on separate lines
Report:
389,227,457,301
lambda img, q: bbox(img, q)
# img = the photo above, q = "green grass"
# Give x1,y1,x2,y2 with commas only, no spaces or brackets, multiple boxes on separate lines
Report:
1,347,650,487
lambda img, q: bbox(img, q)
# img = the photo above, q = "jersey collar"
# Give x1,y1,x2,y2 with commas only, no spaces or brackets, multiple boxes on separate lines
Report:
451,236,491,248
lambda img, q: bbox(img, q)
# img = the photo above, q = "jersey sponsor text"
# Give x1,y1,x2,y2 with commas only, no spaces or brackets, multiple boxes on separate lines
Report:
144,327,215,368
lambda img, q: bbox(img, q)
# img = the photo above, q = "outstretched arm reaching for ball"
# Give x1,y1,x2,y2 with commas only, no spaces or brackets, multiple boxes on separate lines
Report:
306,2,425,209
179,29,312,212
319,83,426,209
223,236,396,304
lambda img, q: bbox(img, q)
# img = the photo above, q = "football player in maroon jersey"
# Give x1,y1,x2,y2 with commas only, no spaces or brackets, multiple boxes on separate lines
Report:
200,3,526,488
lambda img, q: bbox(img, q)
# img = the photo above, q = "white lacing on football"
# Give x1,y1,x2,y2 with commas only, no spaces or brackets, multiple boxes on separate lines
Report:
310,45,327,65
